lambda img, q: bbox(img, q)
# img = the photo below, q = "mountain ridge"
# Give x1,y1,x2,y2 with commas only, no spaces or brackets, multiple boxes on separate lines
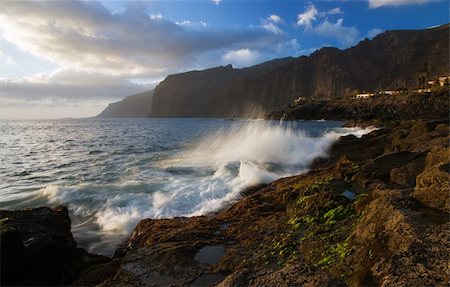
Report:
97,90,154,118
98,24,449,118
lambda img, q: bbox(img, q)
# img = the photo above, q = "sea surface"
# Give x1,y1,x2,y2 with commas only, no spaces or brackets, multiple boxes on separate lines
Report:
0,118,370,255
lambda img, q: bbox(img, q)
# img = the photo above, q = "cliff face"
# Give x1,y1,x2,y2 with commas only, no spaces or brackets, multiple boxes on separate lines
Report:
150,24,449,117
97,90,153,118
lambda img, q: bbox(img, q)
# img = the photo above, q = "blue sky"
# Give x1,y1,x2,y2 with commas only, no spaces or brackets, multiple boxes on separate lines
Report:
0,0,448,119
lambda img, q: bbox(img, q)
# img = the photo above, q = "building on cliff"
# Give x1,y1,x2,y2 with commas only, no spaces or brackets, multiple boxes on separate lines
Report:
437,75,450,86
354,93,375,99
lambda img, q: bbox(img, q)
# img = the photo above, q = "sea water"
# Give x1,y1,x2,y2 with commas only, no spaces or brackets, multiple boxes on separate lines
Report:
0,118,370,255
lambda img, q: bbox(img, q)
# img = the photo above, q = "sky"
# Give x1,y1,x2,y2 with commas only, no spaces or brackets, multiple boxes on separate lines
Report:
0,0,448,119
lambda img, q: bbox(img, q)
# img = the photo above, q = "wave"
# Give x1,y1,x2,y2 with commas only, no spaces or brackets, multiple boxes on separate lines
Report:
39,121,374,255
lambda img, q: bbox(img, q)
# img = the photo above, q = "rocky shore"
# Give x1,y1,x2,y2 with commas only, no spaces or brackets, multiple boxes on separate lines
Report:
2,118,448,286
266,91,449,123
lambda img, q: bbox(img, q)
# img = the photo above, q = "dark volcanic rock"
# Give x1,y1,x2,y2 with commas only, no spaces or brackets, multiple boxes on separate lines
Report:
0,206,109,286
270,91,449,121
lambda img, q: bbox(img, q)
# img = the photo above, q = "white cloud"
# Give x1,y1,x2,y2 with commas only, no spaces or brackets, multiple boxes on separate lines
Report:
175,20,209,28
150,13,163,20
0,0,300,118
367,28,384,38
297,4,318,29
0,66,157,119
222,49,259,67
262,14,283,34
312,19,360,47
212,0,222,5
263,22,283,34
327,7,343,15
368,0,436,8
268,14,283,23
0,1,282,77
0,68,152,100
297,5,345,28
296,4,359,48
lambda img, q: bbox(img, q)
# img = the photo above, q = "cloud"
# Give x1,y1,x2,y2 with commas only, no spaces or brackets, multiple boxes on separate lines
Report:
368,0,436,8
0,49,17,65
212,0,222,5
0,67,156,119
262,22,283,34
0,68,151,101
262,14,284,34
268,14,283,23
222,49,259,67
0,1,284,77
367,28,384,38
297,4,318,29
296,5,359,48
312,19,360,47
150,13,163,20
0,1,301,118
297,5,345,28
327,7,343,15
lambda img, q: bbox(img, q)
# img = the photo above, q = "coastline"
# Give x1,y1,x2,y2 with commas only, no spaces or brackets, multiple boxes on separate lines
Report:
2,117,448,286
81,118,449,286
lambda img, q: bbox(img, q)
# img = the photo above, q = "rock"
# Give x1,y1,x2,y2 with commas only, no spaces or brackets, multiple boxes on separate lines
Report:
341,189,449,286
0,226,28,285
390,155,426,187
77,119,450,286
414,146,450,212
0,206,109,286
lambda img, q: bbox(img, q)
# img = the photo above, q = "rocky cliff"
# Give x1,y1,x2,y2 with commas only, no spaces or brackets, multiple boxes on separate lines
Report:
149,24,449,118
97,90,153,118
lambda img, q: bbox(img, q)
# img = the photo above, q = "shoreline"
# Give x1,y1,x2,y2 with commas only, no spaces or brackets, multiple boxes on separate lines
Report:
2,118,449,286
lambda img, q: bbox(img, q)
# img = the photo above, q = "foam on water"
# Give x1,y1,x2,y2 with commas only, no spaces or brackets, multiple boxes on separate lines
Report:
1,119,374,255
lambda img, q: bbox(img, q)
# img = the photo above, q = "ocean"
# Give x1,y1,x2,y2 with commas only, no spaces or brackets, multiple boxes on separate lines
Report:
0,118,370,255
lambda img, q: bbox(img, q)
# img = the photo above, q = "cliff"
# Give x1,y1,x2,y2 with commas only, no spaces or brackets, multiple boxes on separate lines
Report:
149,24,449,118
97,90,154,118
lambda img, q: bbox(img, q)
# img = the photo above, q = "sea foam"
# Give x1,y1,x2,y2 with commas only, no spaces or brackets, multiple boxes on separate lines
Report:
39,120,374,255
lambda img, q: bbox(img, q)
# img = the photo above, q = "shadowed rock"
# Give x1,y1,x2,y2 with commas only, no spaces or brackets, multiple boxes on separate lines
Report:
0,206,109,286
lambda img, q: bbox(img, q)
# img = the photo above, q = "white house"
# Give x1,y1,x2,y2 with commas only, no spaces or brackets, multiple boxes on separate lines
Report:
438,75,450,86
355,93,374,99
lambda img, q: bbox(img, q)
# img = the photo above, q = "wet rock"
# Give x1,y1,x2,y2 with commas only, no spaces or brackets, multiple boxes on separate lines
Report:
194,245,225,265
0,206,109,286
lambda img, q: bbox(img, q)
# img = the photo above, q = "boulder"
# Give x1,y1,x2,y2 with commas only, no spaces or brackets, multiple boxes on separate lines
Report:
414,147,450,212
0,206,109,286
